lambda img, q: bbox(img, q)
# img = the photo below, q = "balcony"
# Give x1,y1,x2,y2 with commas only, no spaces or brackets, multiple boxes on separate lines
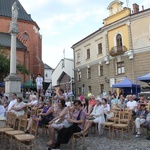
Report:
109,46,127,57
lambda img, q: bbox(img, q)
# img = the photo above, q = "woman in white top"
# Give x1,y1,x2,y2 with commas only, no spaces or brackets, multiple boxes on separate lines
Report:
84,97,105,135
47,99,70,147
11,97,26,117
102,98,110,121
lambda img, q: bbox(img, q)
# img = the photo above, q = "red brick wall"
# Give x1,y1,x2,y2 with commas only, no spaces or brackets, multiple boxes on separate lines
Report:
0,17,44,83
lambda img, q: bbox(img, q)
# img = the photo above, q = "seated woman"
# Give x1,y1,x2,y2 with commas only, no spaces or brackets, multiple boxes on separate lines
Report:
47,99,70,146
102,98,110,121
82,98,90,115
0,100,5,116
111,95,119,108
25,99,54,133
27,95,38,107
88,95,96,115
135,104,148,137
32,96,44,112
49,100,86,149
84,97,105,135
10,97,27,117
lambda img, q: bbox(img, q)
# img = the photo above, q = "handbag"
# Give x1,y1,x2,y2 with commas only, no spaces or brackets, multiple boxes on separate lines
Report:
54,118,63,124
107,112,114,119
63,119,72,128
146,113,150,122
88,116,95,120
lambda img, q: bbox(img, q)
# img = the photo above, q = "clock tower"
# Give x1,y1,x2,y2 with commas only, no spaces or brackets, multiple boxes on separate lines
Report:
107,0,123,16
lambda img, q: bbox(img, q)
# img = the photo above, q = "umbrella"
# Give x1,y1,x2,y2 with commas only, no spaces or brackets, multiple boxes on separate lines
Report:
23,80,36,89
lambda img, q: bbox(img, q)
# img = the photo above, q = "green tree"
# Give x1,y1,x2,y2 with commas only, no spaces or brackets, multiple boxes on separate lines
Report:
0,49,30,82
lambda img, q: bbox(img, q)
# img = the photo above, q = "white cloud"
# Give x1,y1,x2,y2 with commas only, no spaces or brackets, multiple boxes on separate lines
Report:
18,0,150,68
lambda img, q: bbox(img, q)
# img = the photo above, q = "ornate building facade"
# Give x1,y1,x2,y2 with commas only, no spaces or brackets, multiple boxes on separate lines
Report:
72,0,150,97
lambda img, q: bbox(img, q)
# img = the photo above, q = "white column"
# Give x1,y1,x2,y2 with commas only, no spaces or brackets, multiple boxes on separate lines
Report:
10,33,17,74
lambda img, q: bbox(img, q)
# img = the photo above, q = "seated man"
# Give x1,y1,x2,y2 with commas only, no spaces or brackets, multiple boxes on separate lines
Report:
127,95,137,116
146,120,150,140
135,104,148,137
137,95,147,110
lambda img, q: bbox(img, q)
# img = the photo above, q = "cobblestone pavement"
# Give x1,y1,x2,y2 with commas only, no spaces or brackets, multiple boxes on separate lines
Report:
1,128,150,150
37,129,150,150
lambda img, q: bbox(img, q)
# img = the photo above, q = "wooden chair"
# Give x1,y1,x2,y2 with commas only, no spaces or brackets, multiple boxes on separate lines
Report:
0,112,17,149
112,111,130,140
5,115,28,150
31,108,38,116
101,110,118,139
42,124,49,135
71,121,86,150
14,118,39,150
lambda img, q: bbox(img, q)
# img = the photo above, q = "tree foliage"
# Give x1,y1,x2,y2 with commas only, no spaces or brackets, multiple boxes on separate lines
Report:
0,49,30,82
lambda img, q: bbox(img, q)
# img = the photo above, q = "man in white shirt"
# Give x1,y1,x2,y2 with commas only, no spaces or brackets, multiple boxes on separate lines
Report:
127,94,137,116
127,95,137,110
36,73,43,97
7,93,17,111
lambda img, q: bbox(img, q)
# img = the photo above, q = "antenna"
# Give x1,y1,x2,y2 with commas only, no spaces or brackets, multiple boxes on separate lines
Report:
126,0,129,8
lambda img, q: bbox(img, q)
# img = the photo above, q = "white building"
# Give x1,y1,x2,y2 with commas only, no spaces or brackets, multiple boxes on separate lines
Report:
52,58,74,93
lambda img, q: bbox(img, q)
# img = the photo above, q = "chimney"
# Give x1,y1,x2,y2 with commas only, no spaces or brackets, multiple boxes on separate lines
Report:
132,3,139,13
142,5,144,11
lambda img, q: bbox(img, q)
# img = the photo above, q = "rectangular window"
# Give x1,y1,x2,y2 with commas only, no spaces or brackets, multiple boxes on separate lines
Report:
87,49,90,59
77,71,81,81
98,65,103,76
77,53,80,63
100,65,103,76
78,87,81,96
87,68,91,79
117,62,125,74
98,43,102,54
88,86,92,93
100,84,104,94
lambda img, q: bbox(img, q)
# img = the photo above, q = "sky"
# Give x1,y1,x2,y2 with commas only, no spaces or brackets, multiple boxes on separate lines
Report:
19,0,150,69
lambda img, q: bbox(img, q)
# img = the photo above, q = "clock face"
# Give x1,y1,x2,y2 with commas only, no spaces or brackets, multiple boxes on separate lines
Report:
113,7,117,14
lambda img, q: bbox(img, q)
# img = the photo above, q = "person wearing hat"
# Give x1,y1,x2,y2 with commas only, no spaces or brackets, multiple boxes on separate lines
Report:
36,73,43,97
84,97,105,135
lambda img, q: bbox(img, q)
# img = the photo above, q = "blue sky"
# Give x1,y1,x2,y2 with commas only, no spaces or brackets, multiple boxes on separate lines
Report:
19,0,150,69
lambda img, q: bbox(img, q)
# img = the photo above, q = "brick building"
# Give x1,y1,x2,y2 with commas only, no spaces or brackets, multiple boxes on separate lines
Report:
72,0,150,97
0,0,44,84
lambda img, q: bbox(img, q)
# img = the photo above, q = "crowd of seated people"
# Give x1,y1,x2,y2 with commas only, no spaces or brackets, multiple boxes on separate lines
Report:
1,89,150,150
25,99,54,133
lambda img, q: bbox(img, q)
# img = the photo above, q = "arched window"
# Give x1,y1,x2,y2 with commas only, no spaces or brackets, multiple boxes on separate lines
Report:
116,34,123,52
116,34,122,46
23,32,29,40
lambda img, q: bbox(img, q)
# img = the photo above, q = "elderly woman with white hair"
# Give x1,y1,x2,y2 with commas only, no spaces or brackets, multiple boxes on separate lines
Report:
27,95,38,107
84,97,105,135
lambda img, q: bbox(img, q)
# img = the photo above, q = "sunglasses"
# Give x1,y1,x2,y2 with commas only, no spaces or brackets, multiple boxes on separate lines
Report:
74,104,78,106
